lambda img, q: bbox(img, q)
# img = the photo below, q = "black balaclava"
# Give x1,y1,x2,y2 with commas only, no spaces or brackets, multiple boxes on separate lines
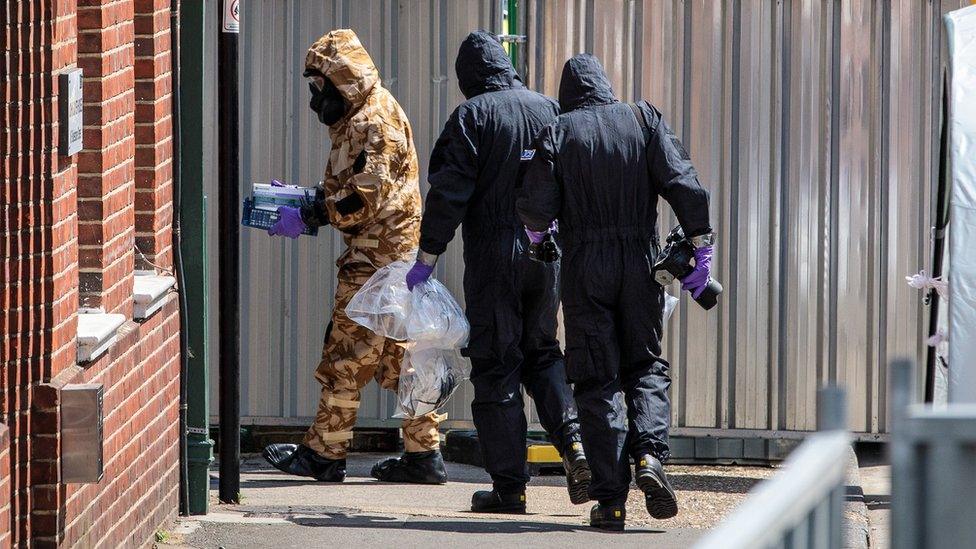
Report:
306,71,348,126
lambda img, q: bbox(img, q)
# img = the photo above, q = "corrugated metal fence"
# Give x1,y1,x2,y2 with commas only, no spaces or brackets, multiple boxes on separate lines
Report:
206,0,963,438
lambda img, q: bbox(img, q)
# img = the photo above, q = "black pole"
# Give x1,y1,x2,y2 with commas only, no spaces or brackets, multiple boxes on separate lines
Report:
217,0,241,503
925,73,950,404
170,0,190,516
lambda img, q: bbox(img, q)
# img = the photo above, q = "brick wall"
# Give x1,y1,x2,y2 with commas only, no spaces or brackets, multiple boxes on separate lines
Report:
0,426,11,549
2,0,81,545
77,0,137,314
133,0,174,271
1,0,180,546
62,297,180,548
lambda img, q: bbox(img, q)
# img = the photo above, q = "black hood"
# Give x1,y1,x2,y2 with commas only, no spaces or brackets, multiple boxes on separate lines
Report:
455,30,523,99
557,54,617,112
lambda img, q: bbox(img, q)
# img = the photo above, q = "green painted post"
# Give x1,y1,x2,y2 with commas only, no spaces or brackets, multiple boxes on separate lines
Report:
179,0,214,515
508,0,518,67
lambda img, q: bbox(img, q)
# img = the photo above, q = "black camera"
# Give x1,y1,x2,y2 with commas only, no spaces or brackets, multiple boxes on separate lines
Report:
651,226,722,310
527,232,560,263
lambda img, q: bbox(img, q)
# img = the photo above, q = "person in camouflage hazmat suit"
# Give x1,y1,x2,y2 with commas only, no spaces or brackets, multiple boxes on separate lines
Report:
262,29,448,484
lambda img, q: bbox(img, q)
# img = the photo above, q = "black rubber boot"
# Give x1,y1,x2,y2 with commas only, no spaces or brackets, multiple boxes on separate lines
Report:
262,443,346,482
563,441,591,505
589,502,626,531
634,454,678,519
470,489,527,514
370,450,448,484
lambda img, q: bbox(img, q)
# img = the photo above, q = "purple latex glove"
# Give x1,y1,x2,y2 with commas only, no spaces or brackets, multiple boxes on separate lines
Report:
525,221,557,244
268,206,306,239
271,178,300,189
406,261,434,291
680,245,713,299
525,228,546,244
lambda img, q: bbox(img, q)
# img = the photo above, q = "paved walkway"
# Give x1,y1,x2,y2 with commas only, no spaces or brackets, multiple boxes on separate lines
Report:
860,465,891,549
162,453,778,548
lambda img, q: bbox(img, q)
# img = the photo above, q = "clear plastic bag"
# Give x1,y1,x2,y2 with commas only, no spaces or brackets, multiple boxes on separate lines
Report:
346,260,470,347
664,292,679,322
394,344,471,419
346,257,472,418
407,280,470,348
345,260,413,341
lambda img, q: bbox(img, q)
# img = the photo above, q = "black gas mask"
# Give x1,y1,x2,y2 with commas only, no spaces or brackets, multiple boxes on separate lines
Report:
305,71,347,126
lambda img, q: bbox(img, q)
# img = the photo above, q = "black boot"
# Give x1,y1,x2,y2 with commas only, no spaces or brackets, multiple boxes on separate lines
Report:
563,441,591,505
589,502,626,531
370,450,448,484
634,454,678,519
470,489,527,514
262,443,346,482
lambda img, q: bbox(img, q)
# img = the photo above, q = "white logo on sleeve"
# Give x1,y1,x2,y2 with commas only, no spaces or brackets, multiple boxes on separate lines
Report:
520,149,536,161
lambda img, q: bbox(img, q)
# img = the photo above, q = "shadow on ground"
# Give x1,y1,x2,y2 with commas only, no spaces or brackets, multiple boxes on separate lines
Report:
669,473,762,494
286,511,667,535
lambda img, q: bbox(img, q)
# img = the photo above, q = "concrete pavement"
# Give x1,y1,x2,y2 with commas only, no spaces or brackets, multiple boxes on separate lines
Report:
859,465,891,549
160,452,779,548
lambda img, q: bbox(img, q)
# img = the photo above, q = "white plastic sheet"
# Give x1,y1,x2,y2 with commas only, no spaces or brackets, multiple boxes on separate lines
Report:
945,5,976,403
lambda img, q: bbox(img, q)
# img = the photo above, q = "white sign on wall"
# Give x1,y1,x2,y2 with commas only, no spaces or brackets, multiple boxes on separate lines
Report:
59,68,83,156
223,0,239,33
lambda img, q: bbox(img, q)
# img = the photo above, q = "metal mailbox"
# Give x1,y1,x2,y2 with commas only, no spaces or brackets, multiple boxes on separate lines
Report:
61,383,104,483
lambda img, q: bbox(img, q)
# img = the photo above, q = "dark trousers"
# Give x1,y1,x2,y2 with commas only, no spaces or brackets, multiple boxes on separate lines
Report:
573,358,671,503
470,355,580,493
561,238,671,503
464,238,580,493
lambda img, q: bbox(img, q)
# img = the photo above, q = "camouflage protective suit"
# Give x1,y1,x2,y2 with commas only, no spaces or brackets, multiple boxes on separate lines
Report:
301,29,443,460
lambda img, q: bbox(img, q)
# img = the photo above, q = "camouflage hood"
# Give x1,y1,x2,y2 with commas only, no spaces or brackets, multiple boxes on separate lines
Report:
305,29,380,113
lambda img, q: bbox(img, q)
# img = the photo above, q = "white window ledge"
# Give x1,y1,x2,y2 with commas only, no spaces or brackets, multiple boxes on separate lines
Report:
133,274,176,320
77,313,126,364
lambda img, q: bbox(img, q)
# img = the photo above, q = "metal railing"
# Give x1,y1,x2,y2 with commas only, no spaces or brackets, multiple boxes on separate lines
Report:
694,388,851,549
890,360,976,549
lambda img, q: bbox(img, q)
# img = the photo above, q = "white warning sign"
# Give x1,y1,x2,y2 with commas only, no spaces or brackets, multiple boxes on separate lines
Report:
222,0,240,33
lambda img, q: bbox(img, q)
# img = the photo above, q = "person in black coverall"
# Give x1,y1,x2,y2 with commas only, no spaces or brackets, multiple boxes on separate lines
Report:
404,31,589,514
517,54,715,531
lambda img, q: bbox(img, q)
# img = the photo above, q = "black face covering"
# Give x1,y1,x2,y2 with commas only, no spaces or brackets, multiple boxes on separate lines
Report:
308,77,347,126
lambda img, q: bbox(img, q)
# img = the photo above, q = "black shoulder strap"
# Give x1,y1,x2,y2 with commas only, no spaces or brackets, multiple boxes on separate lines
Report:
629,101,650,138
630,102,652,179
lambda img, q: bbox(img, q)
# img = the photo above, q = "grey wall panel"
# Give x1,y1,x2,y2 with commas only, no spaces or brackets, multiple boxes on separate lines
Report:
209,0,961,437
728,1,774,431
781,0,829,432
521,0,961,436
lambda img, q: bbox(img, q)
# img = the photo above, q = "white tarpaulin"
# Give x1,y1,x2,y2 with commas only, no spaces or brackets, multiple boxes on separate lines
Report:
945,5,976,403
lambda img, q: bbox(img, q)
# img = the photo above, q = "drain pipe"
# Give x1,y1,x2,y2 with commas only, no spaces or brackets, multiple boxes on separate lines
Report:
170,0,191,515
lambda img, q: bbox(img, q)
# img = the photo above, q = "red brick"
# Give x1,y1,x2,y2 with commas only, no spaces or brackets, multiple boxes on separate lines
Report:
78,19,135,56
81,66,134,104
77,44,134,77
133,52,171,80
133,10,169,35
134,31,169,58
4,0,178,542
